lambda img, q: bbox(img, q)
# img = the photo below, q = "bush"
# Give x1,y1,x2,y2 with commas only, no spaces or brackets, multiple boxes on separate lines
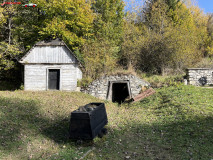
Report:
194,57,213,68
77,77,93,88
142,74,184,88
19,84,24,90
0,81,21,91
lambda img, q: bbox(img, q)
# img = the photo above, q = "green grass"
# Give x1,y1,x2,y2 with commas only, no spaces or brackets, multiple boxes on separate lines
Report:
142,74,184,88
0,85,212,160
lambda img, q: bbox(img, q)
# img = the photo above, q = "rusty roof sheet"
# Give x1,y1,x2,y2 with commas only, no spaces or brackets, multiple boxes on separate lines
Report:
133,88,156,102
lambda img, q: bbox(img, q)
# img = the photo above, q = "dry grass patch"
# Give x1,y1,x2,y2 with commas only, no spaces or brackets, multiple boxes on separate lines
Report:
0,85,212,159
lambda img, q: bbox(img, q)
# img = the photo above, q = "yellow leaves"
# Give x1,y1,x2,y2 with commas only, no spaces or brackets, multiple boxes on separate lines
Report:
207,46,213,55
139,0,210,70
82,38,118,78
0,7,6,26
37,0,94,51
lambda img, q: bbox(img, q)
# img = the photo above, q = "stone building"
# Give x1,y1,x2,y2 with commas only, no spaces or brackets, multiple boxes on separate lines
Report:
84,74,150,103
187,68,213,86
19,39,82,91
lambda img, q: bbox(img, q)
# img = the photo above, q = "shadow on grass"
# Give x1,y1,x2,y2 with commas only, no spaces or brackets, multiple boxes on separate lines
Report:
147,117,213,159
0,96,48,154
0,95,212,159
97,116,213,160
0,95,90,155
0,81,21,91
0,95,75,144
41,118,71,144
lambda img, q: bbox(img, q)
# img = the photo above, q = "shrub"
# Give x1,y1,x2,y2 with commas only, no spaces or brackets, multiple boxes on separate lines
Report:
194,57,213,68
142,74,184,88
77,77,93,88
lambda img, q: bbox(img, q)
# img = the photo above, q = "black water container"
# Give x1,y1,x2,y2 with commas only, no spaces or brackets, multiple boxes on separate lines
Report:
69,103,108,140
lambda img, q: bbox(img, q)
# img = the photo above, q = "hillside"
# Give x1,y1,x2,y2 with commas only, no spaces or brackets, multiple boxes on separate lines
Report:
0,85,212,159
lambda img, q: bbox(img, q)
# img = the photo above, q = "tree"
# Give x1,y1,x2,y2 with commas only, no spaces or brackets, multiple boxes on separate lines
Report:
139,0,175,73
80,0,125,78
120,13,143,69
206,14,213,55
135,0,208,74
35,0,95,52
165,0,181,10
13,3,42,50
82,38,118,79
92,0,125,45
0,5,23,80
0,7,6,27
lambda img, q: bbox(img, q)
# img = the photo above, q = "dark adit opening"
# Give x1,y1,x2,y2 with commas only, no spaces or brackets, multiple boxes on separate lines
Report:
112,83,130,103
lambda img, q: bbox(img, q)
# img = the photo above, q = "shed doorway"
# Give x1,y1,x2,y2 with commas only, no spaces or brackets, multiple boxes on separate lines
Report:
48,69,60,90
107,81,131,103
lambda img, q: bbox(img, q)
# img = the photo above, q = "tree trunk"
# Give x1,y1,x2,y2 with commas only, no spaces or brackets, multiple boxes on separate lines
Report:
8,17,11,45
161,65,165,76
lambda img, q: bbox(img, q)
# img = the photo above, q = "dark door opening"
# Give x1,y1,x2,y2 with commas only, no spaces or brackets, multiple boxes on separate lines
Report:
112,83,130,103
48,69,60,90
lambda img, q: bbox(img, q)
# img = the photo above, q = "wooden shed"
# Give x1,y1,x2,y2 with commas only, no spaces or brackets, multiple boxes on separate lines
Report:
19,39,82,91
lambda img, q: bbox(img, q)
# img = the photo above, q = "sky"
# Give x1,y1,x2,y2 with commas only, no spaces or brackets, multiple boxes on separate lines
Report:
124,0,213,13
197,0,213,13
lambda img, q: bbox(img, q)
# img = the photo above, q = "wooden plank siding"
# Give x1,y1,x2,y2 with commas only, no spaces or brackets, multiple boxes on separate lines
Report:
22,46,77,64
20,39,82,91
76,65,82,80
24,64,78,91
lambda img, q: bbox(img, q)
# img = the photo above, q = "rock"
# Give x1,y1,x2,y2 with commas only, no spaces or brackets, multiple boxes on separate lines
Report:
83,74,150,101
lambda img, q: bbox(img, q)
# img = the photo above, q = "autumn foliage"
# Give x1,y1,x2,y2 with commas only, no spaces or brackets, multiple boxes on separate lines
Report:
0,0,213,80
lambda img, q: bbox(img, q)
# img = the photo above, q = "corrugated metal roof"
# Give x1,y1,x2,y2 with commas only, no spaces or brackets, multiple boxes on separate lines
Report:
19,38,82,66
35,38,65,46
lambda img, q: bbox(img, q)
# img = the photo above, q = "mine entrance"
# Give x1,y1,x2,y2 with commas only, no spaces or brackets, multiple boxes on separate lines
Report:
111,82,130,103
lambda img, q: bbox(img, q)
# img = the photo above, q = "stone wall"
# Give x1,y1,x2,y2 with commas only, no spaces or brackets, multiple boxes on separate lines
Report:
83,74,150,100
187,68,213,86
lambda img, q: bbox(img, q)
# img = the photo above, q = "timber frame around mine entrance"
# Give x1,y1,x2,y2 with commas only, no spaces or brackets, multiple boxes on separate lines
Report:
106,80,132,101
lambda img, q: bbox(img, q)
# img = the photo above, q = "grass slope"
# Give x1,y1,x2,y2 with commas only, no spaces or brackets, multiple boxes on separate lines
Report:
0,85,212,160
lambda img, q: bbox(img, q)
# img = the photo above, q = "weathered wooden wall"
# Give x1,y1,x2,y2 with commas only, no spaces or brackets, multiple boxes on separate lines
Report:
76,65,82,80
24,64,79,91
22,46,77,64
21,44,82,91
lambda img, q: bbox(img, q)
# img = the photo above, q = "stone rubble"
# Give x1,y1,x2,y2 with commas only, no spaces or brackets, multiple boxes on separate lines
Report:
82,74,150,100
187,68,213,86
